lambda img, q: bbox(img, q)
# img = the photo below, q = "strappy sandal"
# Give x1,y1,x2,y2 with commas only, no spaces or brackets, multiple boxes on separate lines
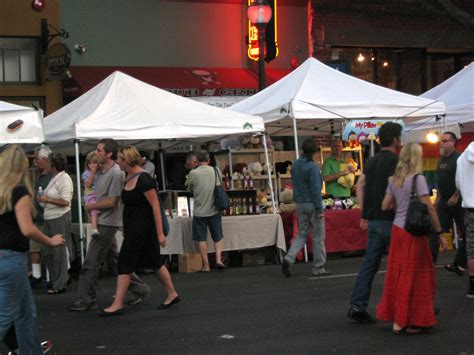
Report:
406,326,422,335
47,288,65,295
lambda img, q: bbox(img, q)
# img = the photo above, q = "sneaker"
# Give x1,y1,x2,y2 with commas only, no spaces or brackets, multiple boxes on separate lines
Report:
91,229,100,239
281,259,291,277
347,305,376,324
466,288,474,299
41,340,53,354
30,276,43,286
445,264,464,276
68,300,98,311
127,293,146,305
312,268,331,277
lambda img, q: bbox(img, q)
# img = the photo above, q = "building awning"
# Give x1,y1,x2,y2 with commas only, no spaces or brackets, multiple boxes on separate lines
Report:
64,66,292,98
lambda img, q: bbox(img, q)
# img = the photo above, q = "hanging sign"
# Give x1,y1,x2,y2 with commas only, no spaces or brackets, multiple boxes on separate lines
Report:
342,119,404,141
47,43,71,80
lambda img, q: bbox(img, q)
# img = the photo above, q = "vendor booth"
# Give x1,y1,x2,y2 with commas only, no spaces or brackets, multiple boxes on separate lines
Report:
405,62,474,142
43,71,284,263
230,57,447,258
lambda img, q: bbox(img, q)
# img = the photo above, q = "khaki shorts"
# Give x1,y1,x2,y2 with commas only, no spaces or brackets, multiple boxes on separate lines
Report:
29,225,45,252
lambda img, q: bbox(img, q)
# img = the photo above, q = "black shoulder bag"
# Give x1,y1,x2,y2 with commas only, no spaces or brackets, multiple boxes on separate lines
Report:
213,167,230,211
404,174,432,237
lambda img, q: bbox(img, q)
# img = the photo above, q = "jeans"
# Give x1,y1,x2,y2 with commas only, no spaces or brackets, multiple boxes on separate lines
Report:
285,203,326,272
350,220,392,311
0,250,42,354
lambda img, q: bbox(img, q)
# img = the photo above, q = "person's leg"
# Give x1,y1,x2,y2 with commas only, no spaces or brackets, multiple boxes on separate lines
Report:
285,203,311,264
452,205,467,268
198,242,210,271
104,274,132,312
128,273,151,297
91,214,98,231
75,225,117,305
156,265,178,304
193,216,210,271
465,209,474,298
105,234,118,276
3,252,43,354
46,214,70,291
311,208,327,273
208,213,224,266
350,220,392,311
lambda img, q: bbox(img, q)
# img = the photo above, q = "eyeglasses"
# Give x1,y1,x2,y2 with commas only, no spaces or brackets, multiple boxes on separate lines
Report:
440,139,452,143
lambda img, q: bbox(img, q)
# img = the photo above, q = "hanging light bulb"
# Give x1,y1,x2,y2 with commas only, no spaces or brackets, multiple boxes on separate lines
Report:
357,53,365,62
383,61,389,67
426,131,439,144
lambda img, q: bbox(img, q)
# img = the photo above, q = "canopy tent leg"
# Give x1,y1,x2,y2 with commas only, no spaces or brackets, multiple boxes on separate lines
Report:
159,149,166,190
228,150,234,190
74,140,85,264
262,135,277,214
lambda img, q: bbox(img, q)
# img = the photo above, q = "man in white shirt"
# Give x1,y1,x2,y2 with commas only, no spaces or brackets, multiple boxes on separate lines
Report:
455,141,474,299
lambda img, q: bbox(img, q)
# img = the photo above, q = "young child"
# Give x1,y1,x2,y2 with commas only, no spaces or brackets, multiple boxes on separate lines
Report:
82,151,101,238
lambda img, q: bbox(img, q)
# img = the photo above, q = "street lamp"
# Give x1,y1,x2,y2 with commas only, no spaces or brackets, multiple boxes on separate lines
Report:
247,0,272,91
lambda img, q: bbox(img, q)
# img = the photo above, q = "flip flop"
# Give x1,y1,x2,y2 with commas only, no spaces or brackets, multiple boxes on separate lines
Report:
47,288,66,295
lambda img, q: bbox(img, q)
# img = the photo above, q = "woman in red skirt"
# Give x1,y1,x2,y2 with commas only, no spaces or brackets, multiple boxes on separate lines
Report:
377,143,447,334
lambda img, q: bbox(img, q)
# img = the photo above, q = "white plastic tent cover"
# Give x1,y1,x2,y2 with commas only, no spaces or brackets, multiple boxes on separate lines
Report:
0,101,44,144
404,62,474,141
230,57,446,124
44,71,264,144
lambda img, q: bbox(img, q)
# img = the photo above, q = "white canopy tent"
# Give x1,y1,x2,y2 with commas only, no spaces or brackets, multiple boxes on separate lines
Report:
405,62,474,142
0,101,44,144
44,71,271,262
230,57,446,153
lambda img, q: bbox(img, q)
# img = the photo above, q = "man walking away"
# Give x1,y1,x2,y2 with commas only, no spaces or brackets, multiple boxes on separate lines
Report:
282,138,328,277
347,122,402,323
455,142,474,299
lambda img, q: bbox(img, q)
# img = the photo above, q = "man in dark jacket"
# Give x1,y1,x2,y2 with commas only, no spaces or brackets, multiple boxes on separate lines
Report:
282,138,328,277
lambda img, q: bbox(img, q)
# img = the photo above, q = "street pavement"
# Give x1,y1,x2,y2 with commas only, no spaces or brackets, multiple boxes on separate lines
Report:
4,250,473,355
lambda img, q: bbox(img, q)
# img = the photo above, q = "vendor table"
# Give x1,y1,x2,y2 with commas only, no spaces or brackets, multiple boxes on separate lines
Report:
72,214,286,256
291,209,367,257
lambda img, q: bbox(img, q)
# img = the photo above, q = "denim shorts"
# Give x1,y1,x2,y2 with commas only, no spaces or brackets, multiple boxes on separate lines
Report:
192,213,223,242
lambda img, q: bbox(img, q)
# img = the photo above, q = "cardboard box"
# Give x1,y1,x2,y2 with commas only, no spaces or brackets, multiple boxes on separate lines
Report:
178,253,202,273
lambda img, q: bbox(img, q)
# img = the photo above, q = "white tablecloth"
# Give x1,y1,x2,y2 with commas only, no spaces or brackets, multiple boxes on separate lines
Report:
72,214,286,255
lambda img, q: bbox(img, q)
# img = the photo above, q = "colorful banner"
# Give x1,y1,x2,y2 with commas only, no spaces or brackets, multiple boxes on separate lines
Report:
342,119,404,141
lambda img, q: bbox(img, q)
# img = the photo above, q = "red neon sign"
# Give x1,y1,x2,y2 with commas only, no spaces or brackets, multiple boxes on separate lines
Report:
247,0,278,62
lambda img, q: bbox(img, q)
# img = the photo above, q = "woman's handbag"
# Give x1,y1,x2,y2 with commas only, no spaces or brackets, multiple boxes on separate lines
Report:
404,174,432,237
213,167,230,211
158,193,170,236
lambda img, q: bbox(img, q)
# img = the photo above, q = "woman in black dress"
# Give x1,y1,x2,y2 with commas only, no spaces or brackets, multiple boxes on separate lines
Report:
101,146,179,315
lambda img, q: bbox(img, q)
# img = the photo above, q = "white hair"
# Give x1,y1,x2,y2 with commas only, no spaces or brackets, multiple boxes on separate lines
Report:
35,145,52,160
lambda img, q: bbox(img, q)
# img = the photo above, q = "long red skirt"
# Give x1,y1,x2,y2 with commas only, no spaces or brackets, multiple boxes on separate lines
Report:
376,225,437,328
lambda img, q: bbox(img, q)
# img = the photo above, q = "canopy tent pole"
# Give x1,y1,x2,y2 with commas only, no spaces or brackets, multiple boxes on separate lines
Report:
74,139,85,263
159,150,166,190
228,150,234,190
262,134,277,214
292,116,300,159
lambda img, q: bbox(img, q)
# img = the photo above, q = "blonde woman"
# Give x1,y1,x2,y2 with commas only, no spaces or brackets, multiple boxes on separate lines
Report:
100,146,179,316
0,145,64,354
377,143,447,334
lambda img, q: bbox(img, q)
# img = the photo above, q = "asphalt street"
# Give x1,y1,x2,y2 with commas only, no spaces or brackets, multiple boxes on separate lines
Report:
3,250,473,355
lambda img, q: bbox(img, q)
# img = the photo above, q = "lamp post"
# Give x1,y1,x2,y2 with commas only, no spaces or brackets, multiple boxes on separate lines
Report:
247,0,272,91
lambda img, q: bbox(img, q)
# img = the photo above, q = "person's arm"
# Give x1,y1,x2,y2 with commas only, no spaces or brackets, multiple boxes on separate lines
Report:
322,170,349,183
308,164,323,217
85,196,119,212
381,191,395,211
419,194,447,251
355,173,367,229
143,188,166,247
15,196,64,247
84,168,97,189
447,189,461,206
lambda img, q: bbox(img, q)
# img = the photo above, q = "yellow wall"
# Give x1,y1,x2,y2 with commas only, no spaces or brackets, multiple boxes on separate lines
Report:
0,0,63,115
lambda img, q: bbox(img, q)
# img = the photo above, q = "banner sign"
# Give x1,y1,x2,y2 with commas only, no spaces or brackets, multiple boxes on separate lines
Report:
342,119,404,141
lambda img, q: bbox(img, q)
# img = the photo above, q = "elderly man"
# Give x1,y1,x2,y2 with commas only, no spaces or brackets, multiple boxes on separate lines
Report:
169,151,198,190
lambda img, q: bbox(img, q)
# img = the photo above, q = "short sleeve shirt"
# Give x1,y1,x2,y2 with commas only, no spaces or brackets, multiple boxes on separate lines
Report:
362,150,398,220
96,163,125,227
322,156,350,198
187,165,219,217
437,151,460,200
387,174,429,229
0,186,30,252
